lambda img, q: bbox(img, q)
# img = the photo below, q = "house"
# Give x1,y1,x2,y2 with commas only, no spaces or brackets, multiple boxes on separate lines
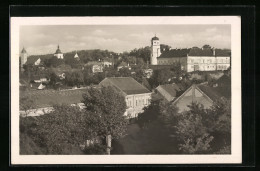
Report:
117,61,131,71
155,84,182,102
102,58,113,67
99,77,152,118
172,84,225,112
214,74,231,87
74,52,80,60
86,61,103,73
26,57,41,66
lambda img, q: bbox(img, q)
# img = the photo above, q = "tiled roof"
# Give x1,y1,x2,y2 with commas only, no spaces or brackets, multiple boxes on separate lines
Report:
215,49,231,56
197,84,223,102
100,77,151,95
188,47,214,56
26,57,40,65
216,74,231,86
159,49,190,58
157,84,181,98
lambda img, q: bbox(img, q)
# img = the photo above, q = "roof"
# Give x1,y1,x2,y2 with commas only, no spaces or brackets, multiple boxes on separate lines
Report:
188,47,214,56
86,61,102,66
20,88,89,108
156,84,181,98
74,53,79,58
26,57,41,65
216,74,231,86
55,45,62,54
215,49,231,56
197,84,223,102
159,49,190,58
118,61,128,67
188,47,231,57
172,84,225,106
103,58,113,62
21,47,27,53
99,77,151,95
156,84,182,102
151,36,159,40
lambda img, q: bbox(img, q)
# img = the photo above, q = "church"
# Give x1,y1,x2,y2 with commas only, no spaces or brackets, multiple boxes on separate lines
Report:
150,35,231,72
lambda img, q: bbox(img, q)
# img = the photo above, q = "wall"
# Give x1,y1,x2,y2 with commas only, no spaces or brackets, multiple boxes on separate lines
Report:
125,93,152,118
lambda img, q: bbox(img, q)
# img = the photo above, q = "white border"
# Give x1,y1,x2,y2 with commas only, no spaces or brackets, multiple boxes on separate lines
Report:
11,16,241,164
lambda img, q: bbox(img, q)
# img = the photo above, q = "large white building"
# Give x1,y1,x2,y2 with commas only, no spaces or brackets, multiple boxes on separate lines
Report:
150,36,231,72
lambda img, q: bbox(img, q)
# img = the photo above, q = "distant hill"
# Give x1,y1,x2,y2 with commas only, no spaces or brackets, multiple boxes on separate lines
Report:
27,49,119,64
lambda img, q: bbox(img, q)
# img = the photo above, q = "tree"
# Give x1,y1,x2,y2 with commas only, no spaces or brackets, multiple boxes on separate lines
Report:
149,68,174,88
20,104,99,154
65,71,84,87
82,86,128,154
49,72,60,89
160,44,171,52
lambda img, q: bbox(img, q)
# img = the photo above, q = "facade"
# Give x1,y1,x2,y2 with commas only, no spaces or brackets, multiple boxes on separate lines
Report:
150,35,161,65
20,47,28,68
99,77,152,118
54,45,64,59
172,84,224,112
86,61,104,73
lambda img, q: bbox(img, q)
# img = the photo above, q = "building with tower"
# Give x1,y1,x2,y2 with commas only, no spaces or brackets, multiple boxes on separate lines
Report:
54,45,64,59
150,36,231,72
150,35,161,65
20,47,28,68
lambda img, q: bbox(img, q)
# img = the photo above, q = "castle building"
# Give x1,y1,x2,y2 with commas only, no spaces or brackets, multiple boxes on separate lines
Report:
20,47,27,68
150,35,161,65
54,45,64,59
150,36,231,72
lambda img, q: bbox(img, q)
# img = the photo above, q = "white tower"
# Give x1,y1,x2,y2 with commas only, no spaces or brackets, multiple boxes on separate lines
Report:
54,45,64,59
150,35,161,65
20,47,27,67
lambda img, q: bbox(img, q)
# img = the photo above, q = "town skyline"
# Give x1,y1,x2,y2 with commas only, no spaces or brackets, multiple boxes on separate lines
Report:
20,25,231,55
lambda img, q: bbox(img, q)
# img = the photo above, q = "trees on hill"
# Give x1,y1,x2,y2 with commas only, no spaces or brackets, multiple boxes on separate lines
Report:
82,86,128,154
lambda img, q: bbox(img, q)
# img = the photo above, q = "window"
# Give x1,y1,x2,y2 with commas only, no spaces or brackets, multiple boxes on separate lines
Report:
136,100,138,106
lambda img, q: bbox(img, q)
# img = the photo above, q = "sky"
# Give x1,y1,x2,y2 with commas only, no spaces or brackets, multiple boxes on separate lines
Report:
20,25,231,55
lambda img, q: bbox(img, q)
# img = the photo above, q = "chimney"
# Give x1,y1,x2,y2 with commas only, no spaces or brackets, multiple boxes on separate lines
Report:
213,47,215,56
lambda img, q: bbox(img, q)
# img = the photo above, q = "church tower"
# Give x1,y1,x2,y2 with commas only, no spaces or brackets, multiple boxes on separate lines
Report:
150,35,161,65
20,47,27,67
54,45,64,59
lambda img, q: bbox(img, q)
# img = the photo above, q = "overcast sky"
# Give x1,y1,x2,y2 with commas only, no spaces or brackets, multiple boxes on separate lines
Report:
20,25,231,55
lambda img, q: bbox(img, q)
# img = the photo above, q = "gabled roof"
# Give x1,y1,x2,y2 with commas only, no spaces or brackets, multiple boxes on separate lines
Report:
159,49,190,58
26,57,41,65
99,77,151,95
172,84,224,106
86,61,102,66
156,84,181,98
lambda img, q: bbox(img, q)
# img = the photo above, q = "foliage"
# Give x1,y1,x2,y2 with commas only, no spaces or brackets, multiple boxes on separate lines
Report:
83,144,107,154
65,71,84,87
149,68,174,88
20,95,36,116
44,56,64,67
82,86,128,139
20,105,97,154
137,99,161,128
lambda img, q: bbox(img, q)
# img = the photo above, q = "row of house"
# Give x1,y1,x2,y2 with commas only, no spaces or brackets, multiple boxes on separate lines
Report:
20,74,230,119
150,36,231,72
